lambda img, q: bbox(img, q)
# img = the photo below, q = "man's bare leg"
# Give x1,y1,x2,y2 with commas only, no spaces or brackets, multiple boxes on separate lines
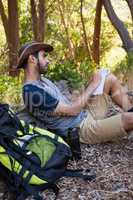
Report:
122,112,133,130
103,74,132,111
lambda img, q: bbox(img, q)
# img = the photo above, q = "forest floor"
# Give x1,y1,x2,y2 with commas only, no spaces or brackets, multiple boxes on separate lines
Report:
0,80,133,200
55,137,133,200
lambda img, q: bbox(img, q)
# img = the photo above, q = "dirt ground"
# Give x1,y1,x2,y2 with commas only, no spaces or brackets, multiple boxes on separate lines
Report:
56,135,133,200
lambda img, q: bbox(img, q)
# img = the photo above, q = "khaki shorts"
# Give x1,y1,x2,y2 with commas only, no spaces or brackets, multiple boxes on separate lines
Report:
79,94,127,144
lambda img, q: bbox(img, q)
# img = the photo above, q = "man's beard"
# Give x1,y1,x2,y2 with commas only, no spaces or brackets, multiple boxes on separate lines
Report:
39,63,49,73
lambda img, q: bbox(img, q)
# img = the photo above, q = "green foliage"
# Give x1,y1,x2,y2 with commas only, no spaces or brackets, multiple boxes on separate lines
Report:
0,75,23,107
79,58,94,84
46,58,94,89
0,44,9,72
100,21,116,59
20,14,33,45
19,1,33,45
115,52,133,74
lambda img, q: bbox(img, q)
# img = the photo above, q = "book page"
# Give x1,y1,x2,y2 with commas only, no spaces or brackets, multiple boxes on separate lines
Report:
93,69,110,95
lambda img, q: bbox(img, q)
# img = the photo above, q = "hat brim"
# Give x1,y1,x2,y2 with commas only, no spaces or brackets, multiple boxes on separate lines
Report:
17,43,53,69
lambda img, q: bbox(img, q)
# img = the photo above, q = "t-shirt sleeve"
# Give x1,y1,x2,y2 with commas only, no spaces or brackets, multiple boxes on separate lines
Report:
23,84,59,113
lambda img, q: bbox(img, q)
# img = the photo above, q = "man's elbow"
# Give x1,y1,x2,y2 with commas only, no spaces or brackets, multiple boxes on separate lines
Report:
55,103,81,116
54,107,80,116
69,109,81,116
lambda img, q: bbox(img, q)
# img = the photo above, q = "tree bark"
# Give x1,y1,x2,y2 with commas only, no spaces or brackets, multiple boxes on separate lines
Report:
103,0,133,52
38,0,45,41
125,0,133,22
0,0,19,76
30,0,45,42
80,0,92,59
8,0,20,75
30,0,39,41
92,0,103,65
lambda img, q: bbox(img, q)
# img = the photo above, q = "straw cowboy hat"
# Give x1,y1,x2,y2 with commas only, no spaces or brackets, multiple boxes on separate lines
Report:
17,41,53,68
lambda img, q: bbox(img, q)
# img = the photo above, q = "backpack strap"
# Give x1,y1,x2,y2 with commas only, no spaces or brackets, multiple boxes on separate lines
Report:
9,109,23,130
16,182,59,200
15,191,29,200
0,104,23,131
64,169,96,181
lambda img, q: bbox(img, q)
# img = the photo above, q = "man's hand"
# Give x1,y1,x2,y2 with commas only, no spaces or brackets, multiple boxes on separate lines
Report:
54,72,102,117
91,71,101,86
86,71,101,94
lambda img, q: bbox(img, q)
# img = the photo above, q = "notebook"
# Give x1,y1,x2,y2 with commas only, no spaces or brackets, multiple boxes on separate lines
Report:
93,68,110,95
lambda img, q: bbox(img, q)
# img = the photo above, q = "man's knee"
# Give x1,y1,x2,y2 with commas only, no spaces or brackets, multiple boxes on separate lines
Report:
104,73,118,94
106,74,118,86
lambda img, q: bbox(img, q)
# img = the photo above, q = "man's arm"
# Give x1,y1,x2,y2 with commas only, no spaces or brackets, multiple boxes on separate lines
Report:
54,72,101,116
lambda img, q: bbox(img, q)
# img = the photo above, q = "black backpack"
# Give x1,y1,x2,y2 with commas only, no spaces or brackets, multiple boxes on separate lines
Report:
0,104,96,200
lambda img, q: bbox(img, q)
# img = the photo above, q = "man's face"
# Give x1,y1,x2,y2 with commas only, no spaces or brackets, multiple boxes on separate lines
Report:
38,50,50,72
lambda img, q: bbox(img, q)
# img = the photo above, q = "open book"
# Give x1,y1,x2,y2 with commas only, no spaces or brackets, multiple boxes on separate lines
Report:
93,68,110,95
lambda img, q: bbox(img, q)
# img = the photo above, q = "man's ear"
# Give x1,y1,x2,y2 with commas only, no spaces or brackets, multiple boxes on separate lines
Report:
28,55,36,64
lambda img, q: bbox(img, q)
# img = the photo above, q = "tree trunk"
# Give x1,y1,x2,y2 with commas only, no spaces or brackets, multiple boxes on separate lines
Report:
57,0,75,59
125,0,133,22
30,0,45,42
80,0,92,59
38,0,45,41
8,0,20,76
0,0,19,76
30,0,39,41
92,0,103,65
103,0,133,52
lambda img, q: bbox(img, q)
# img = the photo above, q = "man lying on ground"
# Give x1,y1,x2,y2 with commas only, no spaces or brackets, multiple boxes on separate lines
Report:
17,41,133,144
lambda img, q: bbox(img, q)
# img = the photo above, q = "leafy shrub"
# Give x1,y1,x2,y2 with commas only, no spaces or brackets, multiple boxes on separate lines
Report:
46,58,94,89
0,75,23,108
115,52,133,74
